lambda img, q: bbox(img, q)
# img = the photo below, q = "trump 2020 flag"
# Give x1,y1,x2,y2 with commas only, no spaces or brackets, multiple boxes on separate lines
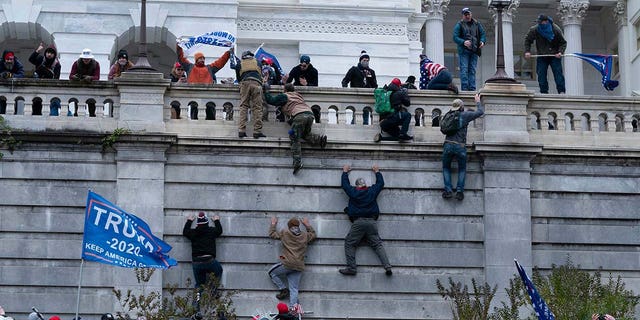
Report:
82,191,177,269
515,259,555,320
178,31,236,55
571,53,619,91
255,47,285,76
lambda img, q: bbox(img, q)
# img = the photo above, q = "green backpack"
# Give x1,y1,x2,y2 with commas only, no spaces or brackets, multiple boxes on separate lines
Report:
374,88,393,114
440,110,462,135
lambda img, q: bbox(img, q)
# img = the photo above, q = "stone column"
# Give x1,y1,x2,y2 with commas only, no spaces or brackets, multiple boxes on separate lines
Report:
558,0,589,95
614,0,631,96
476,84,541,307
409,13,428,75
489,0,520,78
111,136,175,314
114,72,171,132
421,0,450,64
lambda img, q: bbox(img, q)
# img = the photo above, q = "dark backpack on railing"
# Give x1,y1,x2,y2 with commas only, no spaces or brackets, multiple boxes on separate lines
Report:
440,110,461,135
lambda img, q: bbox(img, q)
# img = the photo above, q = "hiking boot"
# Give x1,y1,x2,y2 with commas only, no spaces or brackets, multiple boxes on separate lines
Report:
398,134,413,141
447,83,459,94
253,132,266,139
455,191,464,201
385,267,393,276
293,162,303,175
276,288,290,300
238,132,247,138
320,135,328,149
442,191,453,199
339,268,357,276
374,133,382,142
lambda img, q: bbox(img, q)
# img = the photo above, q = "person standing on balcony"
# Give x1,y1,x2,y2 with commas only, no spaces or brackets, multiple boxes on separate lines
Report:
419,54,459,94
342,50,378,88
170,62,187,83
441,93,484,201
183,212,224,292
263,83,328,174
339,164,392,276
233,50,266,138
108,49,134,80
401,76,417,90
0,50,25,79
284,55,318,87
69,48,100,82
524,14,567,94
176,44,232,84
268,217,316,309
453,7,486,92
374,78,412,142
29,43,61,79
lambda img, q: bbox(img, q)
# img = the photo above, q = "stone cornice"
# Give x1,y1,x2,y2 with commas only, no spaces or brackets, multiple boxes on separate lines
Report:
558,0,590,26
237,18,406,37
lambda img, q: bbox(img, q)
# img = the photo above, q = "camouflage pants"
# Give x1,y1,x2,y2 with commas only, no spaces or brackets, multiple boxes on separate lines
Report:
290,112,321,165
238,80,263,133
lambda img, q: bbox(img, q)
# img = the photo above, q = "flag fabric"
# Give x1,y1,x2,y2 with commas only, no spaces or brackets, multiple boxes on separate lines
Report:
177,31,236,55
570,53,619,91
81,191,177,269
515,260,555,320
254,47,285,76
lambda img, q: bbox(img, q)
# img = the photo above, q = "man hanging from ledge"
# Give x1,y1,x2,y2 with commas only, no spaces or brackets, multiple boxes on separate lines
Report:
339,164,392,276
263,83,328,174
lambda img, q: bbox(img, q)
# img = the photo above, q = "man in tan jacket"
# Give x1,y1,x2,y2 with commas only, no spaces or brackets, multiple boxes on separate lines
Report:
268,217,316,308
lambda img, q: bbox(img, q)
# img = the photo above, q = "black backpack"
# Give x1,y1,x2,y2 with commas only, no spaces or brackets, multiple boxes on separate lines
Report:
440,110,461,135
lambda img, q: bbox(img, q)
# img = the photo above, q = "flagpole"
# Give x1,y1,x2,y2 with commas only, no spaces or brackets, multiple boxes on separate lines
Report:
528,54,619,58
75,259,85,320
255,42,264,55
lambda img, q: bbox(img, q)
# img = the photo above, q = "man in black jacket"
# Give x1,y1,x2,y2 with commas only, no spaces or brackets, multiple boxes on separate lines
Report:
339,164,392,276
375,78,412,142
341,50,377,88
285,55,318,86
29,42,61,79
183,212,223,289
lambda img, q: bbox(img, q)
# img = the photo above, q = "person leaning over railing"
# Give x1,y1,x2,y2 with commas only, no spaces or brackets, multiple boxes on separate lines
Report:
29,42,61,79
0,50,25,79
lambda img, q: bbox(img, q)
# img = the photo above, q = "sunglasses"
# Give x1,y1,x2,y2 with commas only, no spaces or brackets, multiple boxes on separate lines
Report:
177,68,184,71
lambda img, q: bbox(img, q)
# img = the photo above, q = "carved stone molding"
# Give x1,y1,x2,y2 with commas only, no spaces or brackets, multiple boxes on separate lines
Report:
408,31,419,41
612,0,627,27
237,18,406,36
421,0,450,20
489,0,520,23
1,0,41,24
558,0,589,26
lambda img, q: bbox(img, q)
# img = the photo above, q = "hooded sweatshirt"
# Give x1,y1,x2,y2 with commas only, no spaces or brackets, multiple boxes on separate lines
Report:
29,45,61,79
269,223,316,271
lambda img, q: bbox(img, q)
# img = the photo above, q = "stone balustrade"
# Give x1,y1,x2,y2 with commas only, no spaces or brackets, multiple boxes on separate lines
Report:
0,76,638,148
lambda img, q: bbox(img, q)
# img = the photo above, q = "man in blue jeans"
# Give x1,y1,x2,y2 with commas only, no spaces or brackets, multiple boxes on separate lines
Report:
453,7,485,92
442,93,484,201
183,212,223,290
524,14,567,94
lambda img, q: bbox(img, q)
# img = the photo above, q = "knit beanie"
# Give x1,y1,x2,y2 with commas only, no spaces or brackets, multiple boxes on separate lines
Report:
277,303,289,314
300,55,310,64
196,212,209,225
194,52,205,61
359,50,370,61
287,218,300,229
117,49,128,60
391,78,402,86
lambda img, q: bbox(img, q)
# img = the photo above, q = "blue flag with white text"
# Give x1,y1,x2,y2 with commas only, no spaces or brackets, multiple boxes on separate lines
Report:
571,53,619,91
81,191,177,269
255,47,285,76
515,260,555,320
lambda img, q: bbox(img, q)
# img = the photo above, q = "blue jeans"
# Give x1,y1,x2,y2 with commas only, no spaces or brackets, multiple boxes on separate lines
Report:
442,142,467,193
192,258,223,288
268,262,303,306
536,57,565,94
427,70,453,90
459,51,478,91
380,111,411,137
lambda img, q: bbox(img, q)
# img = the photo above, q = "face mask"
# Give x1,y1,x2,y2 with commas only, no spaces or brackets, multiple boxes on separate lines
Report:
360,61,369,68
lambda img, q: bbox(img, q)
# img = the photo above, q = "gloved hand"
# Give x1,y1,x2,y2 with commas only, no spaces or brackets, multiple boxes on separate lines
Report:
0,71,12,79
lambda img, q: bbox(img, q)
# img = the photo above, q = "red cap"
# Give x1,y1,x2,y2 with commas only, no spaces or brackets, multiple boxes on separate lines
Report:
174,62,181,68
4,52,14,60
391,78,402,86
50,316,61,320
277,303,289,314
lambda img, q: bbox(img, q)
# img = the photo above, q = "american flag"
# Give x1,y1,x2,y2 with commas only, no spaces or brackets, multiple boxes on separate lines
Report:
515,259,556,320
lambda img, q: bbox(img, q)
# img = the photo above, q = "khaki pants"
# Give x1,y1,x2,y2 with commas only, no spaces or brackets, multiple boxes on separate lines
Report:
238,81,264,133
